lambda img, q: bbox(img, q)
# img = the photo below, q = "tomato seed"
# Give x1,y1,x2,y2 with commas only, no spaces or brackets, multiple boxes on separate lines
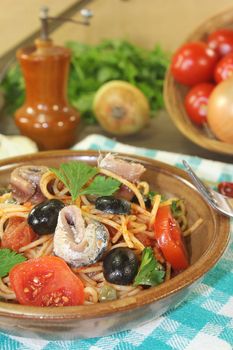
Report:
33,277,39,284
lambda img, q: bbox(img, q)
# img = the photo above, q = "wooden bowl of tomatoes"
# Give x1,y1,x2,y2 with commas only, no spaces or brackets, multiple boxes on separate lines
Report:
0,150,230,340
164,7,233,155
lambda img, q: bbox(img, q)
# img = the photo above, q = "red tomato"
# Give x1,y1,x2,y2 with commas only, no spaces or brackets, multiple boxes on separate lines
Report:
154,206,189,270
171,42,219,86
9,256,84,306
1,217,37,252
207,29,233,57
218,182,233,198
184,83,215,125
214,53,233,83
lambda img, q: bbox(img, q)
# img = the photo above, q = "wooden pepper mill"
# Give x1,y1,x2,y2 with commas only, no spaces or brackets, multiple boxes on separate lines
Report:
15,7,92,150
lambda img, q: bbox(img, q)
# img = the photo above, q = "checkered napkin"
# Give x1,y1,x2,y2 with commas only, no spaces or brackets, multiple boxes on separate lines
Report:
1,134,232,350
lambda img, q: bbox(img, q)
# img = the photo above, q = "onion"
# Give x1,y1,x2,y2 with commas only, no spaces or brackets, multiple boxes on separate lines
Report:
207,78,233,144
93,80,150,135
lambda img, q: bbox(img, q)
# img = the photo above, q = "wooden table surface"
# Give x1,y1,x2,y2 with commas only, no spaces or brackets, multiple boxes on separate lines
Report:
78,112,233,164
1,109,232,164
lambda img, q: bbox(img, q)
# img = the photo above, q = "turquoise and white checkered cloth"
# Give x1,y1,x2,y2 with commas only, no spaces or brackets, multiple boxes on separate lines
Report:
1,135,232,350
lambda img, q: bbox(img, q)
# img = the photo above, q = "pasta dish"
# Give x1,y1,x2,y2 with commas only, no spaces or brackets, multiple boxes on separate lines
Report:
0,154,203,307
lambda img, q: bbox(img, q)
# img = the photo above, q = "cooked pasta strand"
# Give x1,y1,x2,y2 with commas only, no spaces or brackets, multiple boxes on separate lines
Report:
18,235,53,253
84,287,98,303
121,216,134,248
100,168,145,209
149,194,161,228
183,218,203,237
0,160,198,306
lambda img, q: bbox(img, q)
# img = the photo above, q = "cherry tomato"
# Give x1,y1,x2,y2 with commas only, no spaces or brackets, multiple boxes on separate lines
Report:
154,206,189,270
207,29,233,57
214,53,233,83
1,217,37,252
171,42,219,86
218,182,233,198
9,256,84,306
184,83,215,125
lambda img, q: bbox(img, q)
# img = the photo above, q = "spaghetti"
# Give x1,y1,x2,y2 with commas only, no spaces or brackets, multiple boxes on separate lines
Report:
0,159,203,306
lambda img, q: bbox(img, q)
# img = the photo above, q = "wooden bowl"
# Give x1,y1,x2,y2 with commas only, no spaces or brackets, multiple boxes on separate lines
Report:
164,7,233,155
0,150,230,340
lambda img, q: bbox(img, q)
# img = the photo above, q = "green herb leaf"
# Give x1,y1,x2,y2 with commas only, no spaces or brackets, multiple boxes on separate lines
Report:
50,161,98,201
148,190,156,201
148,191,166,202
50,161,120,200
80,176,120,196
134,247,165,286
0,40,169,123
0,248,26,278
171,200,182,217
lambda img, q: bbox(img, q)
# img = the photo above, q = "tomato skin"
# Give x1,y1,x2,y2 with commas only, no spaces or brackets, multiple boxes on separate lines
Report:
214,53,233,83
184,83,215,125
171,42,219,86
9,256,84,306
218,182,233,198
1,217,37,252
154,206,189,270
207,29,233,57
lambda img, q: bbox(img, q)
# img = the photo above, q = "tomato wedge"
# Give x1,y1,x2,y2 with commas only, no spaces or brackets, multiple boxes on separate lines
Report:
9,256,84,306
218,181,233,198
154,206,189,270
1,217,37,252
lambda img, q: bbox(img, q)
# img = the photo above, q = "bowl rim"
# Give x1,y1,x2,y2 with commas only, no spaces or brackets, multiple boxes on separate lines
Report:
164,6,233,155
0,150,230,320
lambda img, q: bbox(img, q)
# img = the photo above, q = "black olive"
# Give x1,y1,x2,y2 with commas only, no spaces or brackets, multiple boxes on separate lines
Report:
95,196,131,214
131,195,151,209
103,247,139,285
28,199,65,235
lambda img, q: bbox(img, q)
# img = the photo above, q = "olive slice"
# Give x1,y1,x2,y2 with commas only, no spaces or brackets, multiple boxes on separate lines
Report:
95,196,131,214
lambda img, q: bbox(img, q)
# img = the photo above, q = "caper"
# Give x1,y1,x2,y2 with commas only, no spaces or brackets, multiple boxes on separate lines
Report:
98,285,117,302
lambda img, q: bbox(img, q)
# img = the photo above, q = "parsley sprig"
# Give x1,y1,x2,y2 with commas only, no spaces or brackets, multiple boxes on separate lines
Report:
134,247,165,286
50,161,120,201
171,200,183,217
0,249,26,278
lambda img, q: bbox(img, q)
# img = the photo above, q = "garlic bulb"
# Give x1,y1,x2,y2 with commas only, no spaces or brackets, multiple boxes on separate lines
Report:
0,134,38,159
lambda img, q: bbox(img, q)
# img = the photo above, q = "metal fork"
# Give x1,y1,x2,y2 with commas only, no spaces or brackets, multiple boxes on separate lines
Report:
182,160,233,218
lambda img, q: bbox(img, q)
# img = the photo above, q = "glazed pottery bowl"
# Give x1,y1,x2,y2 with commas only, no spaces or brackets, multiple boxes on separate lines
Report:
0,150,230,340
